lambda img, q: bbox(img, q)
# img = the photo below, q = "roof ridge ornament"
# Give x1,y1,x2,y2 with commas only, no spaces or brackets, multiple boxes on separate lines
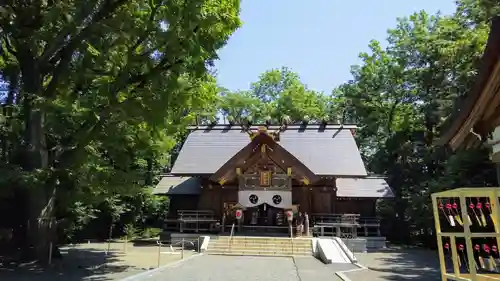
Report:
237,115,289,141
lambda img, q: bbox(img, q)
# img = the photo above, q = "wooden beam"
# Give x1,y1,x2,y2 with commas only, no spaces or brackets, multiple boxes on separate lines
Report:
209,141,259,182
219,176,227,185
301,177,310,185
450,60,500,150
476,66,500,128
217,152,262,184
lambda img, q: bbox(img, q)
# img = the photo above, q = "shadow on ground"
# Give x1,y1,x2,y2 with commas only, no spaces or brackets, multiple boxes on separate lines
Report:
0,246,144,281
347,247,442,281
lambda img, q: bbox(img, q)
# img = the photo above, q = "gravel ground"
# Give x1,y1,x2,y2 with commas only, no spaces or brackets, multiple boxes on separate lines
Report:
139,255,353,281
0,242,194,281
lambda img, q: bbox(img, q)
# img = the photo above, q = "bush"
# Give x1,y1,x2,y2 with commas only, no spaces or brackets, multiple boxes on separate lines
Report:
139,227,162,239
61,189,169,243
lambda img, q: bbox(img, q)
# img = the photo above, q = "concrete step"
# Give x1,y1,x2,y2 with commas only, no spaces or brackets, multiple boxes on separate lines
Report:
207,236,313,257
216,238,312,245
208,244,312,251
217,236,312,241
206,249,312,257
210,241,311,247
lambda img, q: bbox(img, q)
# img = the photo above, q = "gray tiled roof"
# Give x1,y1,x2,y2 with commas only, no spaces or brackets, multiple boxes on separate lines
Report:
171,124,368,176
152,176,201,195
336,177,394,198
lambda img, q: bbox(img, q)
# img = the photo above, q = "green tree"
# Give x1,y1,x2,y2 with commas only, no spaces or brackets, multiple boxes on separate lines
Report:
218,67,333,123
334,4,498,243
0,0,241,260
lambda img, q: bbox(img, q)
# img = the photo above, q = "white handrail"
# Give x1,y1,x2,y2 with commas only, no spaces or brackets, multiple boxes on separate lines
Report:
289,224,294,256
228,223,235,252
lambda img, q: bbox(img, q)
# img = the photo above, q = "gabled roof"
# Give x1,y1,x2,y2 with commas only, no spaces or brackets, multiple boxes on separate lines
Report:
336,177,394,198
171,124,368,176
209,130,320,184
152,176,201,195
438,16,500,150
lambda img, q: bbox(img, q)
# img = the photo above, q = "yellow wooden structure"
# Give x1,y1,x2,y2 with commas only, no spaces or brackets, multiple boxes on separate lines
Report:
432,188,500,281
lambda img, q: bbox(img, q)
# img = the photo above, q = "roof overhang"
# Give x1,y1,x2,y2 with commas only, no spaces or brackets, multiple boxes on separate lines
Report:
336,177,394,198
438,17,500,150
152,176,201,195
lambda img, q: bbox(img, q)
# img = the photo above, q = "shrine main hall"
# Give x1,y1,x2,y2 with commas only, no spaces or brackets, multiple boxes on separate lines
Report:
154,121,394,237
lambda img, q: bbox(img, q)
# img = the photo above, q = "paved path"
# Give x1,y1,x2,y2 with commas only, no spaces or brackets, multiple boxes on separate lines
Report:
343,248,441,281
137,255,355,281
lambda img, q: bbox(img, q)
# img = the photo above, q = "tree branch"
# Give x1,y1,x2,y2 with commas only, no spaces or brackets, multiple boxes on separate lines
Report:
40,0,128,64
1,36,18,57
129,1,163,52
41,0,129,99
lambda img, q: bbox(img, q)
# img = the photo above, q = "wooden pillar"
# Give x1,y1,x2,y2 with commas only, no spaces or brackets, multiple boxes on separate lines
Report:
331,191,337,213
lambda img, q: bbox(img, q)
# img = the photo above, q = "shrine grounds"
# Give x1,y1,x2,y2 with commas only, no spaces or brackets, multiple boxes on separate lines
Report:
0,243,441,281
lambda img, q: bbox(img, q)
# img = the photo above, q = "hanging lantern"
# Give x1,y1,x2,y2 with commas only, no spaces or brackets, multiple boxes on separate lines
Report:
235,209,243,220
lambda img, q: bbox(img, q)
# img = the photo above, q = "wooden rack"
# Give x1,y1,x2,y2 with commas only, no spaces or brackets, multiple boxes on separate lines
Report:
432,187,500,281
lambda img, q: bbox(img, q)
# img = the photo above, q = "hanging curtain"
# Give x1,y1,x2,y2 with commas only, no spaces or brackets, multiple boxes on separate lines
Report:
237,190,292,208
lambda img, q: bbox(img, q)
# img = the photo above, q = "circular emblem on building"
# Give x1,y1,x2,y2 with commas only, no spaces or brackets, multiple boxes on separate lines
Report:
249,194,259,204
272,195,282,205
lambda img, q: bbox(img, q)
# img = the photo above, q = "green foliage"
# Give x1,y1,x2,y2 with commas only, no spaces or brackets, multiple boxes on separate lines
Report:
0,0,241,256
139,227,162,239
217,67,336,123
332,2,500,244
61,189,169,242
1,0,499,252
212,0,500,246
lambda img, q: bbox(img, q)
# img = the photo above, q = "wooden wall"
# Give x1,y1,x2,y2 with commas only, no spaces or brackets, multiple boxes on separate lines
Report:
172,184,377,219
335,199,377,216
168,195,199,216
197,185,238,218
291,187,377,216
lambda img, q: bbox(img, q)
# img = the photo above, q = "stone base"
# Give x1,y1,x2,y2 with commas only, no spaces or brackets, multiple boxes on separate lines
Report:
340,237,387,252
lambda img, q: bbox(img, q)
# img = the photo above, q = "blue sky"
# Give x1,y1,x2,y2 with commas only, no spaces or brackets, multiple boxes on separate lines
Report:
215,0,457,95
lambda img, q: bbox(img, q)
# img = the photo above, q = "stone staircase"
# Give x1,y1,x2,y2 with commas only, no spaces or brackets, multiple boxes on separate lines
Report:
206,236,313,257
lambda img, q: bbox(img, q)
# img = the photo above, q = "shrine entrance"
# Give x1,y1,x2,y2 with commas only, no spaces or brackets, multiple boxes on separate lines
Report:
239,203,289,235
244,203,286,227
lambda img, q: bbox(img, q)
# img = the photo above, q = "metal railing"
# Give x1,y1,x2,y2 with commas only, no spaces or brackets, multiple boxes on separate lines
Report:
312,213,381,227
177,210,215,221
228,223,235,252
289,224,294,256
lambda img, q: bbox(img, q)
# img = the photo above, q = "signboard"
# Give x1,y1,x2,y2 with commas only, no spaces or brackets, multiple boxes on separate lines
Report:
260,171,271,186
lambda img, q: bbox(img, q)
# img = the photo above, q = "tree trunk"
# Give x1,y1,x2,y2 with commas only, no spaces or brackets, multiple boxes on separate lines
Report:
21,106,57,262
146,157,153,186
18,56,55,262
1,70,17,162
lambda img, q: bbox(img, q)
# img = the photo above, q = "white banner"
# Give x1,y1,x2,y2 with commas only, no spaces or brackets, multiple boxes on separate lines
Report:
238,190,292,209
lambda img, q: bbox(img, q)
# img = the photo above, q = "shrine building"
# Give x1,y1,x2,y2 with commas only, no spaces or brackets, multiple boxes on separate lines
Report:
154,121,394,237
